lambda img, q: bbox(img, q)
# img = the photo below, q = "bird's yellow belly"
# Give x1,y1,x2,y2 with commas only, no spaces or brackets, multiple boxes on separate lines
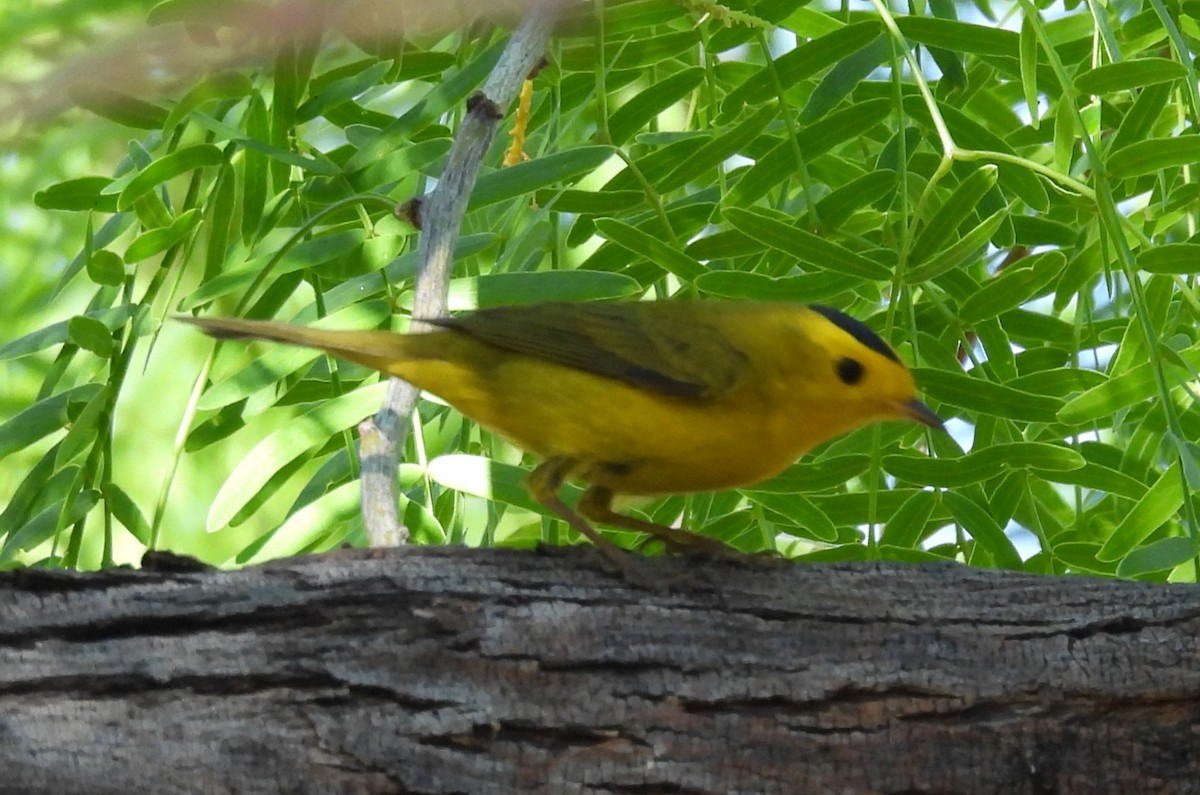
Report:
412,357,808,496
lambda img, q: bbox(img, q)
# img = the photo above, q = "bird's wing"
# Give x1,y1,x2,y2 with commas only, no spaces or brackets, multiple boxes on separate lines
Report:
427,302,750,399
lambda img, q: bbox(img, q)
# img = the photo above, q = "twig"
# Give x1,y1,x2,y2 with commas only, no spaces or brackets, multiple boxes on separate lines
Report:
358,0,566,546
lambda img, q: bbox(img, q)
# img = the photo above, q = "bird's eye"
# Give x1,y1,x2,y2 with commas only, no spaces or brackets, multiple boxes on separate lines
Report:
836,357,864,385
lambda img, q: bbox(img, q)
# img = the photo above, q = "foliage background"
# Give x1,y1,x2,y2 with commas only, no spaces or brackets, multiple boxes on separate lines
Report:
1,0,1198,579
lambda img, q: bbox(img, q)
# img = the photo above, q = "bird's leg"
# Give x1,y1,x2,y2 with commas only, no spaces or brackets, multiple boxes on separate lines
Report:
577,486,751,560
525,459,632,571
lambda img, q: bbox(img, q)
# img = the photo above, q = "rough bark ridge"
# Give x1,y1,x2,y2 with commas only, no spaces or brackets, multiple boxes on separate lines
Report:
2,548,1199,794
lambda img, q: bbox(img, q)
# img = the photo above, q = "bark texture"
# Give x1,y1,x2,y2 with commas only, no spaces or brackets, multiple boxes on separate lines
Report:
2,547,1199,794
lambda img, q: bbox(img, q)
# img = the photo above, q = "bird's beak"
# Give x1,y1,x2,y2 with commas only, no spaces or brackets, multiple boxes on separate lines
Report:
899,398,945,431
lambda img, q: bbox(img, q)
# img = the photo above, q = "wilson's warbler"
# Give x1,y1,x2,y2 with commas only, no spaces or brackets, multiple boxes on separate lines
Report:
182,301,942,561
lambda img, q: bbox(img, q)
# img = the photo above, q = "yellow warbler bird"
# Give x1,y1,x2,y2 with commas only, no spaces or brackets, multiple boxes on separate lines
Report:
181,301,942,561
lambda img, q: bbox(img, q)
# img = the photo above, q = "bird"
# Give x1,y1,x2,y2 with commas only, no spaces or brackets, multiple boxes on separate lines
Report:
180,300,943,565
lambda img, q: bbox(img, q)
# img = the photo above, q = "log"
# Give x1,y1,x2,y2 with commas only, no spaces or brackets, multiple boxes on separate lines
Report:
2,547,1198,794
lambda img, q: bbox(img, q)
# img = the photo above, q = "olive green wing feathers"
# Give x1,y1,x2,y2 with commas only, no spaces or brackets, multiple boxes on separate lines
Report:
426,302,749,399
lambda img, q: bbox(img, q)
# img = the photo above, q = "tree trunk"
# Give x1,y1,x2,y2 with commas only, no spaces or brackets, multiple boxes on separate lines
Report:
2,547,1198,794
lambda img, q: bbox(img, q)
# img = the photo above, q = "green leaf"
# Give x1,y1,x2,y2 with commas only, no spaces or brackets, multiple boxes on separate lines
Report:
884,442,1083,487
1115,536,1196,578
0,305,139,361
296,61,392,122
184,403,247,453
0,385,102,461
69,84,168,128
686,230,765,261
345,37,507,172
1035,461,1146,500
123,209,202,263
693,510,759,553
943,491,1023,569
207,383,388,532
430,271,643,311
428,454,562,515
914,367,1064,422
780,6,846,37
906,209,1008,283
470,146,615,210
726,99,892,207
180,228,367,309
164,71,255,131
241,93,269,242
130,193,172,230
1053,542,1118,576
602,0,688,32
392,51,456,80
603,136,705,189
999,308,1078,348
399,494,448,546
1109,136,1200,177
958,250,1066,321
750,492,839,542
1011,216,1077,247
1074,58,1187,94
87,250,126,287
593,218,707,281
694,271,859,302
329,139,451,201
1138,243,1200,274
1019,15,1039,128
1053,97,1076,174
814,169,896,226
810,490,921,526
190,111,337,175
926,0,967,89
896,16,1019,56
1175,439,1200,492
745,455,871,493
1058,347,1200,425
533,189,643,214
102,482,153,544
879,490,938,549
1,491,99,560
117,144,225,210
67,315,115,358
321,233,498,314
55,385,110,467
909,165,999,264
1098,462,1185,562
560,30,698,72
34,177,119,212
609,67,705,145
724,22,882,110
0,449,58,535
801,36,887,122
1009,366,1105,397
658,104,778,193
974,317,1016,382
205,165,236,279
878,545,955,564
237,480,361,564
1112,81,1171,152
792,545,871,563
723,207,890,280
269,45,304,191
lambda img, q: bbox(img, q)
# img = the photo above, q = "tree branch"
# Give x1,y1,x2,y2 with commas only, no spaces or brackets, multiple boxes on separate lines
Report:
4,550,1200,793
358,1,566,546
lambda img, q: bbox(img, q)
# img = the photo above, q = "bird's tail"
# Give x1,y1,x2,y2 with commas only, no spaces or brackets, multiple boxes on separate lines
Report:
177,316,422,376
